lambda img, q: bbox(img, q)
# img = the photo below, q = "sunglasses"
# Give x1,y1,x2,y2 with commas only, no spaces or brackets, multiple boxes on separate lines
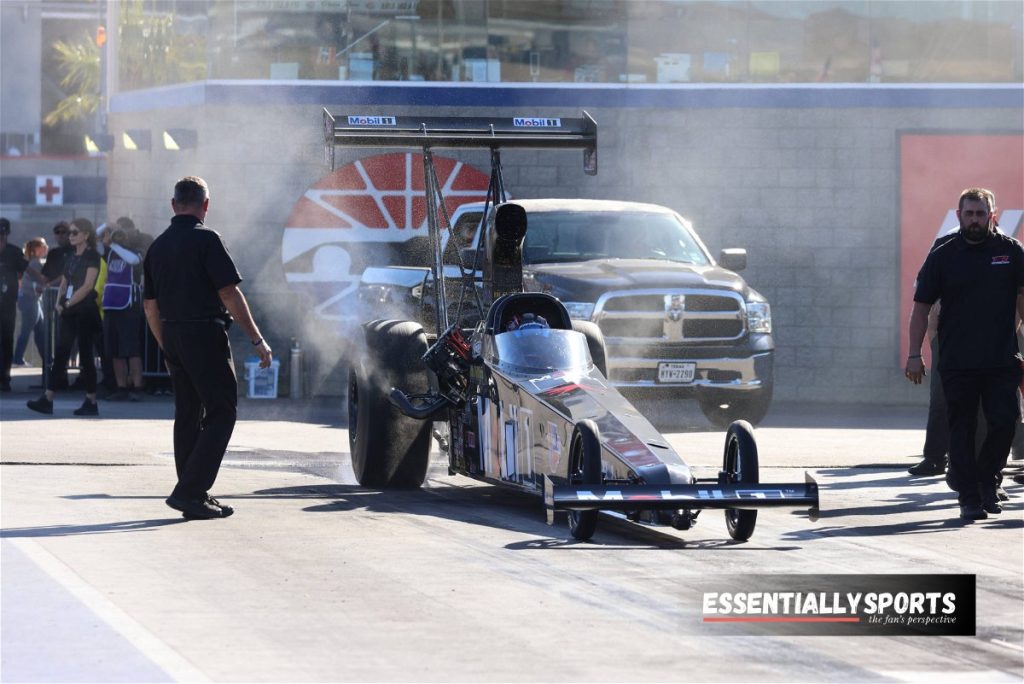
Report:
54,230,68,235
68,230,81,236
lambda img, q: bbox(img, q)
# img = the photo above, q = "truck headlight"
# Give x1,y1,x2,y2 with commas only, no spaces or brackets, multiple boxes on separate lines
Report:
747,301,771,334
563,301,595,320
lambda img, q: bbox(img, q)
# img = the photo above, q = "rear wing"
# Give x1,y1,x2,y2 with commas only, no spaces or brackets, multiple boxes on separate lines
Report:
323,110,597,175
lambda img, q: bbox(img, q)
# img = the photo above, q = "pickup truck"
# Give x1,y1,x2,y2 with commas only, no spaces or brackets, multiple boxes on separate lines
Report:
358,198,774,427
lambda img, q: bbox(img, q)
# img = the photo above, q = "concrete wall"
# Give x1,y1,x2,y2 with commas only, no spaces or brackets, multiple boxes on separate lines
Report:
0,3,42,149
106,82,1024,400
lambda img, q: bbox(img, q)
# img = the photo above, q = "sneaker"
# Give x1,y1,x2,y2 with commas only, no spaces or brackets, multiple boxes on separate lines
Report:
107,390,131,402
73,399,99,416
908,458,947,476
166,495,230,520
26,395,53,414
958,503,988,521
995,484,1009,502
129,391,143,403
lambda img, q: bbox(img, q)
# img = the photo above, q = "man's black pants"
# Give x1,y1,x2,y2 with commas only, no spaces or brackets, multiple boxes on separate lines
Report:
942,365,1021,505
162,321,237,501
0,303,16,385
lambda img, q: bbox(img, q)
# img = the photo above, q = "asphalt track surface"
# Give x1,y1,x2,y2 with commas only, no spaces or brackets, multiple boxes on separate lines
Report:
1,367,1022,683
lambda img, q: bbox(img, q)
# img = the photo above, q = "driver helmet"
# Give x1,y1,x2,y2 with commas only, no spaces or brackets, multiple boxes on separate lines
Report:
507,313,549,332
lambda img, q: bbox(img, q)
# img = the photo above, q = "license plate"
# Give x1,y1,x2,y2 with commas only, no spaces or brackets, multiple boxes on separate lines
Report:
657,362,696,384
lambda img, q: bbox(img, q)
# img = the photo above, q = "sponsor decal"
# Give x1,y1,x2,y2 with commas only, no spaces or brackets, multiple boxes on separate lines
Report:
347,115,397,126
699,574,974,636
899,133,1024,361
992,255,1010,265
281,152,490,321
513,117,561,127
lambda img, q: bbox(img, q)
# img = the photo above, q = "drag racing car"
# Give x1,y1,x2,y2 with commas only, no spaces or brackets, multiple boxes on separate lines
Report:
327,111,819,541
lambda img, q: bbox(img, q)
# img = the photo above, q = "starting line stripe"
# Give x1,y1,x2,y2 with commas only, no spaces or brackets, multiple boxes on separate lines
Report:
8,538,209,683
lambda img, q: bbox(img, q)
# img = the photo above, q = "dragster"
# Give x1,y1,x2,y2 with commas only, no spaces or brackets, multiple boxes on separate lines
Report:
328,110,819,541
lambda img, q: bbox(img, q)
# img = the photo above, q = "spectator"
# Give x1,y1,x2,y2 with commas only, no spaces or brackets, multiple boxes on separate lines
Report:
12,237,49,367
905,187,1023,521
41,221,72,285
101,225,145,401
27,218,103,416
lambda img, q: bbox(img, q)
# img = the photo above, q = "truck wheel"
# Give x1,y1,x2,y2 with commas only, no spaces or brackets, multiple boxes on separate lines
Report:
698,384,773,429
568,419,603,541
722,420,759,541
348,320,432,489
571,321,608,376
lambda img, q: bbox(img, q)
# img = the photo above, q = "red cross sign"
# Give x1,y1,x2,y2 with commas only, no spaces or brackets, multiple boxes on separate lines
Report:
36,175,63,206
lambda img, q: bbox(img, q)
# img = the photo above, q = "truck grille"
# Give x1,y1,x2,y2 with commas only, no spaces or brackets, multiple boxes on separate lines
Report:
594,290,746,342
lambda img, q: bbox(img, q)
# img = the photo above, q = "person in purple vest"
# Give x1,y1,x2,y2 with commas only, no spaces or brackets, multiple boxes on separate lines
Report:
101,225,145,401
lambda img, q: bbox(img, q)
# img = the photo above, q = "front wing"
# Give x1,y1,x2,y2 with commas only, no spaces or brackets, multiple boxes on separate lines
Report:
543,473,819,524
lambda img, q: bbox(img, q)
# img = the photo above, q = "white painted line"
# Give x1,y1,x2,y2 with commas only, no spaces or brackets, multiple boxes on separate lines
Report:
878,671,1020,683
990,638,1024,652
9,538,209,683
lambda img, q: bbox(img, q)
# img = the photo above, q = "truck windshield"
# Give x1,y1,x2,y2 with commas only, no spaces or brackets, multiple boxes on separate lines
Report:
490,329,592,374
523,211,710,266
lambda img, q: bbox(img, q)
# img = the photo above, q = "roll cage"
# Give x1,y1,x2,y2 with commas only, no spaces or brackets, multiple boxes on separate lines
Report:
322,109,597,337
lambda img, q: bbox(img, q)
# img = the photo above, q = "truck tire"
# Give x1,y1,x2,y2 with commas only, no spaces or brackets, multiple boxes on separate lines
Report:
348,320,432,489
571,320,608,377
698,384,773,429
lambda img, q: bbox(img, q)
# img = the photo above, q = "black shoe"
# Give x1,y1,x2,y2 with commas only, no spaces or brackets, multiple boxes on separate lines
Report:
167,495,231,520
73,399,99,416
26,395,53,415
959,503,988,521
182,495,234,520
106,390,130,402
981,499,1003,515
908,458,947,476
129,391,143,403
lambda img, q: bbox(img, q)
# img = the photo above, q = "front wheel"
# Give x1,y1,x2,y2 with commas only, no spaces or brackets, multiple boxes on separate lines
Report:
568,419,603,541
721,420,759,541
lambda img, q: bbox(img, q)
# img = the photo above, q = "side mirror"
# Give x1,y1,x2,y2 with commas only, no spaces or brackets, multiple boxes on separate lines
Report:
719,248,747,272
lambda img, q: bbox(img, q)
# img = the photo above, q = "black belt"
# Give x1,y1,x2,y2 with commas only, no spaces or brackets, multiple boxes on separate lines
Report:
161,317,228,327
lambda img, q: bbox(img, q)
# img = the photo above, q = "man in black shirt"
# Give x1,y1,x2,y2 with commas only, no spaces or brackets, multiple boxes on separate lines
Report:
906,187,1024,521
41,221,72,284
1,218,28,392
143,176,272,520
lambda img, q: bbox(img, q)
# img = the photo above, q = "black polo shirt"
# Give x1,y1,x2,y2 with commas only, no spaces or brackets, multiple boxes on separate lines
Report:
915,230,1024,370
41,244,72,283
143,215,241,321
0,243,28,309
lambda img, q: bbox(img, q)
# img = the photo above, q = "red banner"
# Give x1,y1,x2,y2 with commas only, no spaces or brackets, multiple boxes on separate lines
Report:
899,133,1024,362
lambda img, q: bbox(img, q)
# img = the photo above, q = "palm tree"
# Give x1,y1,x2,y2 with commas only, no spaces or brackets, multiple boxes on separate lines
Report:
45,0,206,129
44,33,99,127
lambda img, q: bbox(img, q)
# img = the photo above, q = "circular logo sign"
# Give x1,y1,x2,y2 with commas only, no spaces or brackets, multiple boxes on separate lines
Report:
282,152,491,321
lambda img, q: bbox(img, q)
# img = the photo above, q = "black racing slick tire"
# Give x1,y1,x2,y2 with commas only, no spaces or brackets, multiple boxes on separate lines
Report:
722,420,759,541
568,419,603,541
571,320,608,377
348,320,432,489
698,384,773,429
